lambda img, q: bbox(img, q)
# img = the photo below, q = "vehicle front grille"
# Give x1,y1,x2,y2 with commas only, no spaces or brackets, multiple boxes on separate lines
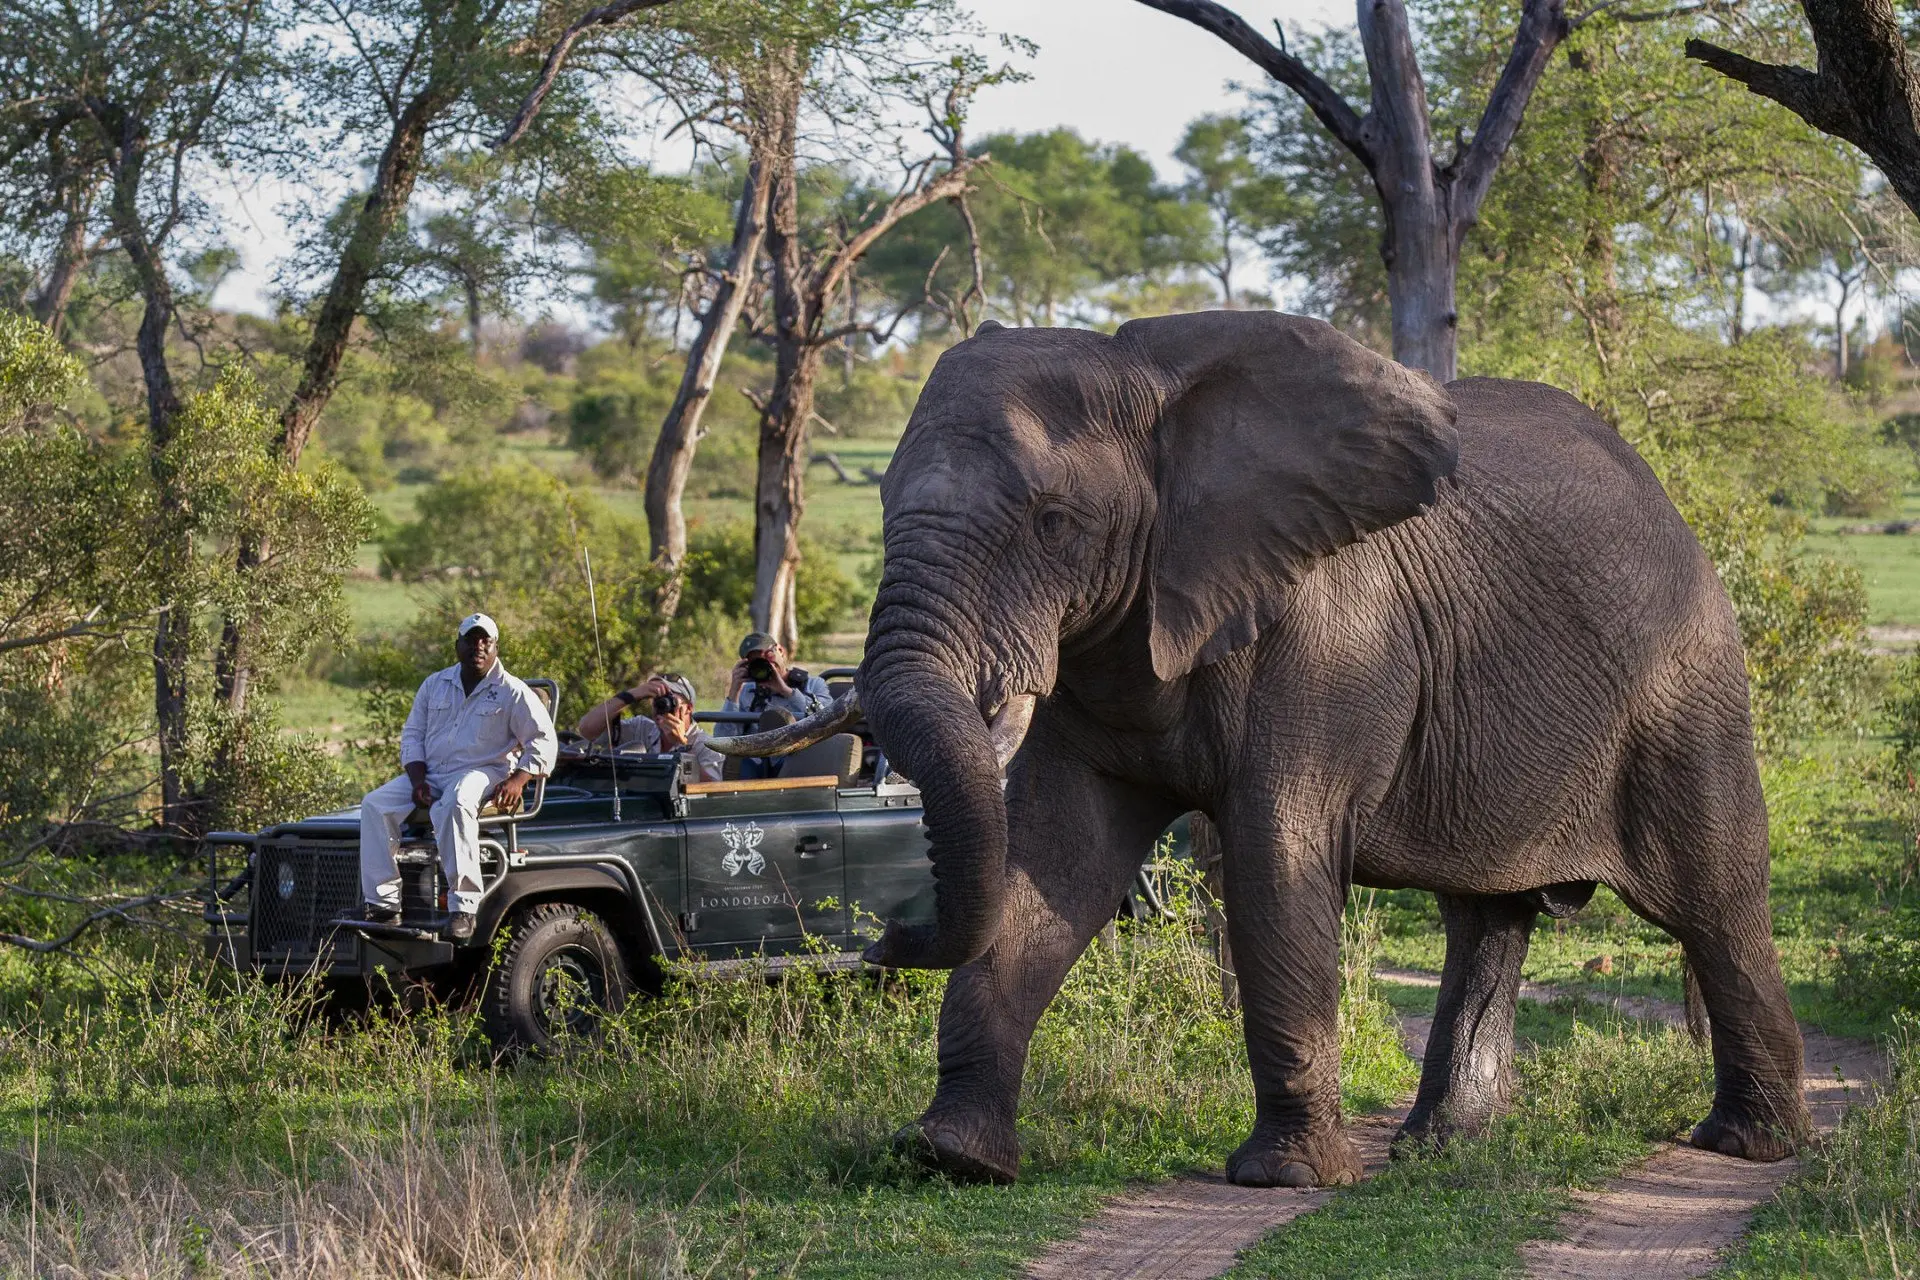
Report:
253,841,359,958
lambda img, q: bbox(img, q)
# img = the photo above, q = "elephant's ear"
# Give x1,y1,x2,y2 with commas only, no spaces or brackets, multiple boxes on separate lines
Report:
1116,310,1458,682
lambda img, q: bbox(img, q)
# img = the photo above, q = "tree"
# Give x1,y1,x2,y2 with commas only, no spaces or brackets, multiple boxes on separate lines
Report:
1686,0,1920,227
751,139,984,649
1174,113,1272,306
2,0,281,828
1135,0,1572,378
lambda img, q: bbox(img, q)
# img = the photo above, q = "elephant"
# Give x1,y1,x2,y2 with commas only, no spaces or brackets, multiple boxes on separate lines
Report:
720,309,1809,1189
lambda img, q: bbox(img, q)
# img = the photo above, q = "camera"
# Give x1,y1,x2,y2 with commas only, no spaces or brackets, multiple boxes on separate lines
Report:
746,657,776,683
651,691,683,716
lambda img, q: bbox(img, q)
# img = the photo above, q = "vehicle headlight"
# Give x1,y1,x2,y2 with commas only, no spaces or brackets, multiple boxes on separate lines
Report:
277,861,297,901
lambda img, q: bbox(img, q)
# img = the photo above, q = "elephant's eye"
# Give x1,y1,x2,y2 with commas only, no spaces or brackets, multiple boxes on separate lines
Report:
1035,502,1080,551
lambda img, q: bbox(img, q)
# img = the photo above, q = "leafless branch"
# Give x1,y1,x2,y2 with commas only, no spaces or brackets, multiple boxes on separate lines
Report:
1454,0,1571,234
1131,0,1374,169
492,0,681,149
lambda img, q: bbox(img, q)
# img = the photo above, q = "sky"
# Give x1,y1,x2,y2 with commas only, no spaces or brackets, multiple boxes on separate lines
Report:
963,0,1348,173
211,0,1354,317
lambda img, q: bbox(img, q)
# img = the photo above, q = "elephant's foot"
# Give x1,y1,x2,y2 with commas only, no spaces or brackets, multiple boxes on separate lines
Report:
1688,1098,1807,1163
893,1109,1020,1185
1226,1124,1362,1188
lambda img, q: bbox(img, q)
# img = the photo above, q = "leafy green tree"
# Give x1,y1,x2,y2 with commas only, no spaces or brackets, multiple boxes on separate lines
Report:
1174,114,1277,306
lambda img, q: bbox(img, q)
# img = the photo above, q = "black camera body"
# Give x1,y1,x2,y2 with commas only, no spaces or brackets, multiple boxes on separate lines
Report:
651,691,683,716
746,657,776,684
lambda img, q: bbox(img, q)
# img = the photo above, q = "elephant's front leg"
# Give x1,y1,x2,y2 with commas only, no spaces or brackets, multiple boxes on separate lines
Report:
1222,812,1362,1188
902,749,1176,1183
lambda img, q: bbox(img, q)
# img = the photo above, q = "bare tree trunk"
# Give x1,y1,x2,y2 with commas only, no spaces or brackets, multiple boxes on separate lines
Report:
32,191,92,340
1834,272,1854,378
1191,813,1238,1011
214,90,445,719
753,115,810,652
276,92,443,465
1730,229,1752,342
643,132,777,575
108,118,192,832
1136,0,1568,379
463,272,483,355
747,125,984,649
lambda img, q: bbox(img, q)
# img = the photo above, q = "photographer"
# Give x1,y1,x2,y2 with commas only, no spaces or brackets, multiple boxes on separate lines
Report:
576,672,722,781
719,632,830,732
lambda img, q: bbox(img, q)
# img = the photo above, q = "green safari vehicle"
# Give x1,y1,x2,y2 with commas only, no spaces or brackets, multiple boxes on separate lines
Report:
203,674,1176,1052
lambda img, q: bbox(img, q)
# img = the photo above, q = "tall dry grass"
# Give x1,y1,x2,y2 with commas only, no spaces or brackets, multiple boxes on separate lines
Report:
0,1105,682,1279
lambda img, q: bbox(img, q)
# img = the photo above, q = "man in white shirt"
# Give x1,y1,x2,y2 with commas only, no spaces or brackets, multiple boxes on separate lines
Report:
358,613,558,938
573,672,724,781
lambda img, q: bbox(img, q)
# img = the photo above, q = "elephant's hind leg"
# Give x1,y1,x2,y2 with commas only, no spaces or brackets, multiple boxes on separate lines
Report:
1394,891,1537,1152
1613,716,1808,1161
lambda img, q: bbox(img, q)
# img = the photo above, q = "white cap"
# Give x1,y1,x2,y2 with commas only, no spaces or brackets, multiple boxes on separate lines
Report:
458,612,498,639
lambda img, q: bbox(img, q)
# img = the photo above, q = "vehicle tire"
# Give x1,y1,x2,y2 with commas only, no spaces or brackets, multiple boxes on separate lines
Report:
483,902,632,1054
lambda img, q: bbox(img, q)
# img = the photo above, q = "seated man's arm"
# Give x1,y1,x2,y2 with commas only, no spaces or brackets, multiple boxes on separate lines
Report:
493,683,559,812
401,679,434,807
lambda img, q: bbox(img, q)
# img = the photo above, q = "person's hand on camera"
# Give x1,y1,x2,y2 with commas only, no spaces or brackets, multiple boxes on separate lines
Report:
653,701,694,750
758,645,793,696
727,657,751,700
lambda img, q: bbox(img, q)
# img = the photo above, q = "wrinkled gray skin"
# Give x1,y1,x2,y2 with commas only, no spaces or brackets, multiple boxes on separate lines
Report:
852,310,1808,1188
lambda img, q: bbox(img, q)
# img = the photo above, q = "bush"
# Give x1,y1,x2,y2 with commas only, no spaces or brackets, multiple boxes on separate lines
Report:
1686,494,1870,751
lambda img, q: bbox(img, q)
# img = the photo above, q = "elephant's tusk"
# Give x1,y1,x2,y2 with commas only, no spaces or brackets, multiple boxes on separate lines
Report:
988,694,1036,771
705,688,862,757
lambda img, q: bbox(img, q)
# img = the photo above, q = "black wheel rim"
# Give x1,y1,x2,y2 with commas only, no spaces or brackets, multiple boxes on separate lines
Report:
532,942,608,1040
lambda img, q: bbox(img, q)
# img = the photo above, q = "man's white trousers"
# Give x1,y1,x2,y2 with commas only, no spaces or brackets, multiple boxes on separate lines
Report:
359,767,506,915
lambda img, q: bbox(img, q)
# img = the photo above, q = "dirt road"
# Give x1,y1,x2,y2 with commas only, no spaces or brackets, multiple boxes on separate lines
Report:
1024,974,1882,1280
1021,1017,1432,1280
1520,1012,1881,1278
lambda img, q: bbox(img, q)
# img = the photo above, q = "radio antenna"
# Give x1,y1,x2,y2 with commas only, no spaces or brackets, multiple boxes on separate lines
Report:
582,546,621,821
583,546,606,679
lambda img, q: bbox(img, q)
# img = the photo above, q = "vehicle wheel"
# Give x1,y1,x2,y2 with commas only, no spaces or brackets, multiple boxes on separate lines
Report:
483,902,632,1054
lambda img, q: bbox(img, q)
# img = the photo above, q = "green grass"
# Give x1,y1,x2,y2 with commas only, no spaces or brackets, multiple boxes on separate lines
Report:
1807,488,1920,633
0,893,1409,1277
1716,1017,1917,1278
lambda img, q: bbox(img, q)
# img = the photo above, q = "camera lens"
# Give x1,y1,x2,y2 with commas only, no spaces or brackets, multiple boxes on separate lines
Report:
651,692,680,716
747,658,774,682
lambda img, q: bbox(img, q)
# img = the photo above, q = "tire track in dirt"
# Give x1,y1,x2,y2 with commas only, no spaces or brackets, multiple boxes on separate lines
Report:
1377,968,1887,1277
1517,1004,1883,1278
1020,1016,1432,1280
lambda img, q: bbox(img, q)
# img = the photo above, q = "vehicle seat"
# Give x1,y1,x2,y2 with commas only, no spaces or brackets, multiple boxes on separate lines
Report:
778,733,863,786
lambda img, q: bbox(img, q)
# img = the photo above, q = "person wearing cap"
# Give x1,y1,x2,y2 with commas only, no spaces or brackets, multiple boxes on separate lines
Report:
720,633,830,731
357,613,558,938
575,671,724,781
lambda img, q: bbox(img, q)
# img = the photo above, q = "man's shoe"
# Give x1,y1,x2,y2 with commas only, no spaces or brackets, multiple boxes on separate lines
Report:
447,912,477,942
360,902,402,925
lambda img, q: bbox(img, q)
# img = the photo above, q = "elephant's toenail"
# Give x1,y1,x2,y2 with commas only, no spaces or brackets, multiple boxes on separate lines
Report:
1275,1161,1317,1188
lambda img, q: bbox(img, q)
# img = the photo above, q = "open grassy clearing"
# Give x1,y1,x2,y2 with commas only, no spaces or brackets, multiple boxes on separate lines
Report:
1807,488,1920,636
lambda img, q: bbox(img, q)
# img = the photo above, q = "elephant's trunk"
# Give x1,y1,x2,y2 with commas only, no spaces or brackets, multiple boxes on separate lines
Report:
857,642,1011,970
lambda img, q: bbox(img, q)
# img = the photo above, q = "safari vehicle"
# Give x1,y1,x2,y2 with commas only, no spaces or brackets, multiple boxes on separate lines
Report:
202,672,947,1052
